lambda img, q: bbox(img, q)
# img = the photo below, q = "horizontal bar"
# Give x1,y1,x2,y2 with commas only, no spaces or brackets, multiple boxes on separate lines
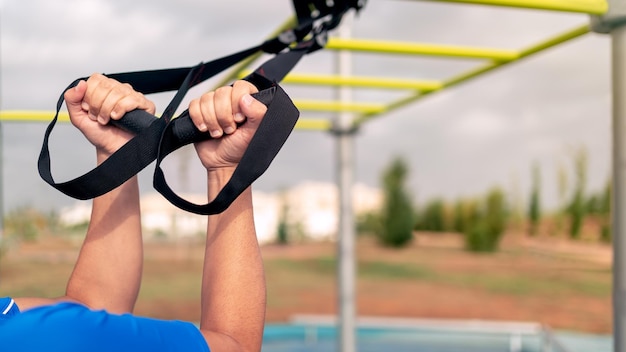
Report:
354,24,591,125
295,118,333,131
326,38,520,61
0,110,332,132
282,73,443,91
0,110,68,122
412,0,608,14
293,100,387,114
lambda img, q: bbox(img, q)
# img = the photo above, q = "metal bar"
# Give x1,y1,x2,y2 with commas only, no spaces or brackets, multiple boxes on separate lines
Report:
335,12,357,352
326,38,520,61
294,100,387,114
282,73,443,91
411,0,608,15
294,118,333,131
0,110,69,122
354,24,590,126
0,110,331,132
612,20,626,352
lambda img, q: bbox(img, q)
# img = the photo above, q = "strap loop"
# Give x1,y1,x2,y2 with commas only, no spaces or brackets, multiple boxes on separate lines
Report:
38,3,364,214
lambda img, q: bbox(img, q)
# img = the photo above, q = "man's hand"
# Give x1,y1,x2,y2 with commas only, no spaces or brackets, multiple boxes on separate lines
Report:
64,73,156,157
188,80,268,171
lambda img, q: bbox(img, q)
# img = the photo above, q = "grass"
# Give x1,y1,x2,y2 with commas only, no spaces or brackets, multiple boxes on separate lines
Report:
0,233,613,333
264,254,610,297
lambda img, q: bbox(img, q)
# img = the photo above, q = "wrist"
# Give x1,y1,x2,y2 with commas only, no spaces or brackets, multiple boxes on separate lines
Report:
96,148,113,165
207,167,236,198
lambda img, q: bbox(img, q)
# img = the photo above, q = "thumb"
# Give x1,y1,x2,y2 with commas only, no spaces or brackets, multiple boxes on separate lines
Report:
239,94,267,127
64,80,87,117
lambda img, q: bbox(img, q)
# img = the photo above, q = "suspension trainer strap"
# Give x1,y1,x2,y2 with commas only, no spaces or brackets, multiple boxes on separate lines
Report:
39,43,265,199
38,1,366,214
152,47,311,215
38,39,314,214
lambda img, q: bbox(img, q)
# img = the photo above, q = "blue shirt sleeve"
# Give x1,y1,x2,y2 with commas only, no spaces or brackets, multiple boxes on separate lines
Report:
0,301,209,352
0,297,20,318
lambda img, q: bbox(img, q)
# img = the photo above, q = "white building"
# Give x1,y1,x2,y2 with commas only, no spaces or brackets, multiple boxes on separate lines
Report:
59,181,383,244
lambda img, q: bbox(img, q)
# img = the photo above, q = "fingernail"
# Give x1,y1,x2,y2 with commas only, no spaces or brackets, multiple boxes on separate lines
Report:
242,94,254,106
210,129,223,138
81,102,89,111
234,112,245,122
224,126,235,135
97,116,107,124
198,123,208,132
110,111,118,119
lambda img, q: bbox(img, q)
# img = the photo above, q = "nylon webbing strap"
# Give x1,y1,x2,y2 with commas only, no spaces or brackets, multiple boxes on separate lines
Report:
38,41,310,215
38,1,366,215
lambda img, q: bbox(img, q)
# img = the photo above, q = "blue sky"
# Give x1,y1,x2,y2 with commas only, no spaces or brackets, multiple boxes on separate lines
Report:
0,0,613,213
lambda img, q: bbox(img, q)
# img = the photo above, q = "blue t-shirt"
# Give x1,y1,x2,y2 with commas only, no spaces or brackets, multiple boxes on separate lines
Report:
0,297,210,352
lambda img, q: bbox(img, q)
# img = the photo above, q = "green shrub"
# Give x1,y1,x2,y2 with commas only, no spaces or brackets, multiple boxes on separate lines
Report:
464,187,507,253
453,198,479,234
5,207,42,242
528,161,541,236
568,147,588,239
599,179,612,243
415,198,446,232
378,157,414,248
356,211,382,236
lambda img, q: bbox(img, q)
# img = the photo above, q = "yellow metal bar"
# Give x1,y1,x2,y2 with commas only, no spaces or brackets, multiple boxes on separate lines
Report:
326,38,520,61
294,100,387,114
295,118,333,131
0,110,69,122
281,73,443,91
354,24,591,125
413,0,607,15
0,110,333,131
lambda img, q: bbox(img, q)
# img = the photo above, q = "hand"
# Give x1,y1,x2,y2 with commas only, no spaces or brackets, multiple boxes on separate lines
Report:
189,80,268,171
64,73,156,156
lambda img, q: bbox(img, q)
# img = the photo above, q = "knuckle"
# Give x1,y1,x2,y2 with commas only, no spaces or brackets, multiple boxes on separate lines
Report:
233,80,257,93
215,86,232,96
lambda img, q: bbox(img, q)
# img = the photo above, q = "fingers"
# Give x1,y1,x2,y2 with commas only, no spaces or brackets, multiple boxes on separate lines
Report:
82,73,156,125
64,80,88,118
188,80,263,137
239,92,268,124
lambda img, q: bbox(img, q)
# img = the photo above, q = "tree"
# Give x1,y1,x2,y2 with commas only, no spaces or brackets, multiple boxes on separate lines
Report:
453,198,479,234
528,161,541,236
599,179,612,243
568,147,588,239
551,161,569,236
465,187,508,253
415,198,446,232
379,156,415,248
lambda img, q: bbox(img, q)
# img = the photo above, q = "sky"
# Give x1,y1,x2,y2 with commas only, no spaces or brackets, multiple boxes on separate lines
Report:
0,0,614,214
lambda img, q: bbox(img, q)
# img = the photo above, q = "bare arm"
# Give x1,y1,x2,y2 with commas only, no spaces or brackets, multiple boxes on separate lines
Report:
15,75,154,313
190,81,268,352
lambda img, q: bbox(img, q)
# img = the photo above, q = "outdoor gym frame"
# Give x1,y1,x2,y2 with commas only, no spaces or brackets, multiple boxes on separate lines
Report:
0,1,624,351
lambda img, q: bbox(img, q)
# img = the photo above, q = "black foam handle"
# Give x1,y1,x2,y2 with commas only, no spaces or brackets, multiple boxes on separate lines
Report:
110,87,275,140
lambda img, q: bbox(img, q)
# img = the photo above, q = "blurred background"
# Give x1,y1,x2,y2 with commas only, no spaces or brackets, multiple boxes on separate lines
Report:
0,1,614,351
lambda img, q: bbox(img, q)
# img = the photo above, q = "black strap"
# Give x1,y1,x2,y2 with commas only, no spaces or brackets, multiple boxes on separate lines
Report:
39,43,264,199
38,40,312,215
38,3,365,215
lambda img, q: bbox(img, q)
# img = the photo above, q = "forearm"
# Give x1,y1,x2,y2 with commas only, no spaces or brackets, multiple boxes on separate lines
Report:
200,169,266,352
64,151,143,313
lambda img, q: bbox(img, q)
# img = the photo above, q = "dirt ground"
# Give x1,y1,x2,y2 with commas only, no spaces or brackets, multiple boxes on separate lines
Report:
0,230,613,334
